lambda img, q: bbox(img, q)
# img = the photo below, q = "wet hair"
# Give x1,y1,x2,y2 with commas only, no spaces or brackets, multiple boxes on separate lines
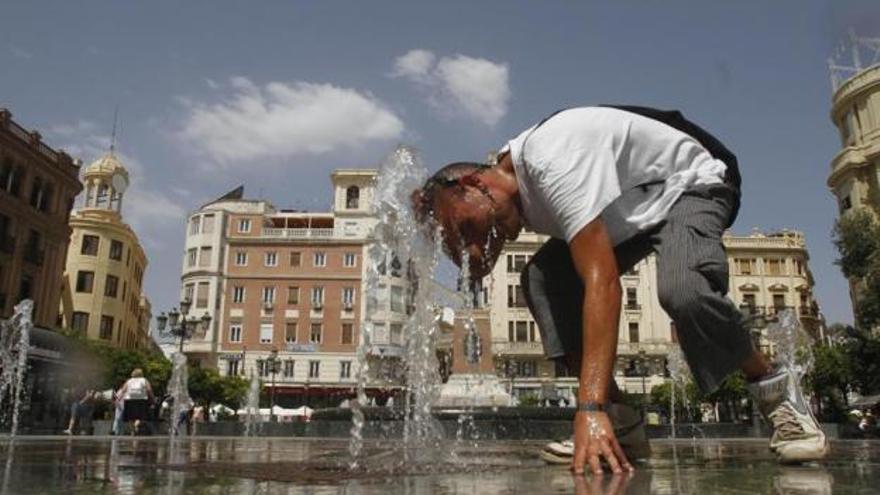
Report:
411,162,489,224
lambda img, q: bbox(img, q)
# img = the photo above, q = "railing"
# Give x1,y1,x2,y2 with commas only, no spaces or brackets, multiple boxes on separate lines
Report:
492,340,543,355
262,228,336,239
624,303,641,311
766,305,794,316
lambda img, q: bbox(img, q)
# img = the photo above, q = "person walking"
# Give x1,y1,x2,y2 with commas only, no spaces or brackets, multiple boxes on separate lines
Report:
63,388,95,435
117,369,153,435
412,105,827,474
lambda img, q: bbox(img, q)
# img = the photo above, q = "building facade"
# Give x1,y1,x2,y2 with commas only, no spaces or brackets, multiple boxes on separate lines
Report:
0,108,82,328
828,60,880,320
61,151,151,350
485,228,819,400
182,170,406,407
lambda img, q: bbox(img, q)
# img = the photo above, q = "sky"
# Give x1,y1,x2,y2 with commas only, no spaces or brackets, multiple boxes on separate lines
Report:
2,1,879,335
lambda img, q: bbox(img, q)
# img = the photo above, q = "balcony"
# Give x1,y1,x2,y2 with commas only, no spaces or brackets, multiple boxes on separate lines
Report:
492,340,543,356
624,303,641,311
261,228,336,239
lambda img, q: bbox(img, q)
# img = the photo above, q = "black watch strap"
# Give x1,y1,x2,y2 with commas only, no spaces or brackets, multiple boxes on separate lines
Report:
577,401,606,412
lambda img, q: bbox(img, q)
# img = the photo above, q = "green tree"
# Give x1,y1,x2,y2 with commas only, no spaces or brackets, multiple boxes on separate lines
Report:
704,372,749,422
805,343,852,421
833,210,880,328
650,381,701,420
188,366,249,408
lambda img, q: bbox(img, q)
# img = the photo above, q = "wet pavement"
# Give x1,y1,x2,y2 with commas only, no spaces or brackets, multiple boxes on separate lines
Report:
0,436,877,494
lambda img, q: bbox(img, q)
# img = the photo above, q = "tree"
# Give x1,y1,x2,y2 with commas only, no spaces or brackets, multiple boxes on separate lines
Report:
704,372,749,422
833,210,880,328
805,343,852,421
188,366,248,408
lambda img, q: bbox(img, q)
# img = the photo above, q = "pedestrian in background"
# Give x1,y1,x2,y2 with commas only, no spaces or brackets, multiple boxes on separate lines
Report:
117,369,153,435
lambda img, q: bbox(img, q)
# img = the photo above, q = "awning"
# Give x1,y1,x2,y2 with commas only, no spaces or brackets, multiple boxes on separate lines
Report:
852,394,880,408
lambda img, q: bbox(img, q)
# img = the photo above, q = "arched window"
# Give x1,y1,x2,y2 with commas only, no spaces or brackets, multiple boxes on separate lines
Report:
345,185,360,209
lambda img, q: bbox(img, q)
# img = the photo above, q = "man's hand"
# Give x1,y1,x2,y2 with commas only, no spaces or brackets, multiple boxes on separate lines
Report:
572,411,632,476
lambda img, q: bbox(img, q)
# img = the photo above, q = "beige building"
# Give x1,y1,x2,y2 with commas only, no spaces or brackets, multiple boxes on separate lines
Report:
485,228,819,399
828,57,880,320
0,108,82,329
182,170,407,407
61,151,151,350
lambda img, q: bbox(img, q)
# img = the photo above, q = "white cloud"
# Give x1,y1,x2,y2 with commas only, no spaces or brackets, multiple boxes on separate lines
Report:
391,50,510,127
178,78,404,164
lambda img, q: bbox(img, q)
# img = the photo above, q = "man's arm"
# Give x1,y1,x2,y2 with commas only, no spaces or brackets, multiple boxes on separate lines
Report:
568,217,631,475
569,218,621,405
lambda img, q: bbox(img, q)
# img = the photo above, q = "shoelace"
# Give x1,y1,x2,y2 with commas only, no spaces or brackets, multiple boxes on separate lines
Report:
768,403,806,440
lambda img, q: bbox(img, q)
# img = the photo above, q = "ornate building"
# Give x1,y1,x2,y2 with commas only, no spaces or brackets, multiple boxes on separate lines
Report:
181,170,406,407
61,150,151,350
828,42,880,320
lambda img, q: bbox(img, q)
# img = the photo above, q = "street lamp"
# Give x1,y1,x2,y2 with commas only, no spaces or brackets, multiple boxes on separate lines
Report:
266,349,281,422
156,298,212,353
637,349,649,413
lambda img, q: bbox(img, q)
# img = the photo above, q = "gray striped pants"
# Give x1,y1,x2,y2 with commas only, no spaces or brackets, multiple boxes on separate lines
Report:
521,184,754,393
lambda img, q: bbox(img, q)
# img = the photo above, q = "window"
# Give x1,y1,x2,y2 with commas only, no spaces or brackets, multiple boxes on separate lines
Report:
99,315,114,340
187,248,197,267
742,294,757,312
772,294,786,312
183,284,194,303
310,323,322,343
238,218,251,233
226,360,240,377
311,286,324,306
794,259,804,275
735,258,756,275
390,323,402,345
628,322,639,343
507,285,528,308
313,252,326,267
229,324,242,343
625,288,639,309
189,216,201,235
109,239,123,261
104,275,119,298
390,286,404,312
285,321,297,343
287,286,299,304
512,360,537,378
76,271,95,293
196,282,209,308
197,246,212,267
202,214,215,234
508,320,534,342
81,234,99,255
232,286,245,304
261,286,275,304
309,361,320,379
283,360,295,378
766,259,784,276
259,323,273,344
340,361,352,379
265,251,277,267
342,287,355,308
71,312,89,332
342,323,354,345
507,254,528,273
372,323,387,344
235,251,248,266
840,195,852,212
257,360,269,378
345,185,360,209
290,251,301,266
344,252,356,267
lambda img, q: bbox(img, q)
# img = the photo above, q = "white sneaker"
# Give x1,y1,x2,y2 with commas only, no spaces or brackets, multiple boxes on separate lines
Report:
749,365,828,464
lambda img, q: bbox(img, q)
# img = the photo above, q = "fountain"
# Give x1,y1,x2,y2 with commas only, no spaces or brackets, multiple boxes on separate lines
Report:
0,300,32,436
166,353,191,438
243,373,261,437
666,346,691,440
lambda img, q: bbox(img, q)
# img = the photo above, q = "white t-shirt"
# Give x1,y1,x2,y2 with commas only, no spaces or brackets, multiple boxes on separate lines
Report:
501,107,727,245
123,377,149,400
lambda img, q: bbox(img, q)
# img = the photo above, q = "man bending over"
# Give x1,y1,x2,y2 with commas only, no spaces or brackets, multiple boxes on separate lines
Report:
412,105,827,475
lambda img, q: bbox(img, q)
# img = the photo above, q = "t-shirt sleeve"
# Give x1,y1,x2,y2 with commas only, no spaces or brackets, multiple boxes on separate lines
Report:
532,143,622,242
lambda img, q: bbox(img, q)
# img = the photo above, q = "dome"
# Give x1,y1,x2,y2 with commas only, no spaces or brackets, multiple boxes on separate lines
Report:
83,151,129,182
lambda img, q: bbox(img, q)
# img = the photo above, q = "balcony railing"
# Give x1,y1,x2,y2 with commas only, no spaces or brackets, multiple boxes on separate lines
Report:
492,340,543,355
624,303,641,311
261,228,336,239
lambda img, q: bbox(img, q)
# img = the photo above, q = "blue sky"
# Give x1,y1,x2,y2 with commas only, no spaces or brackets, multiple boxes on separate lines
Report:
2,1,878,330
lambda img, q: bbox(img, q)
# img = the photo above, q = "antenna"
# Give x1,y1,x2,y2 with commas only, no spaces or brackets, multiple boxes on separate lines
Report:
829,30,880,91
110,105,120,153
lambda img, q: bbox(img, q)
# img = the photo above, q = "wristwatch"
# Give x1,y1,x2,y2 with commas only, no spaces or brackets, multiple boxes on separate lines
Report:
577,401,606,412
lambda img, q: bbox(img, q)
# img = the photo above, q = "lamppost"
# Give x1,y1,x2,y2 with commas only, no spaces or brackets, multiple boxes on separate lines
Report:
266,349,281,422
638,349,649,400
156,298,211,354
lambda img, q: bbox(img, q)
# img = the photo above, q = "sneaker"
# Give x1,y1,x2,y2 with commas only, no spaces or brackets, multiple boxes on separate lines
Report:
540,403,651,464
748,365,828,464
